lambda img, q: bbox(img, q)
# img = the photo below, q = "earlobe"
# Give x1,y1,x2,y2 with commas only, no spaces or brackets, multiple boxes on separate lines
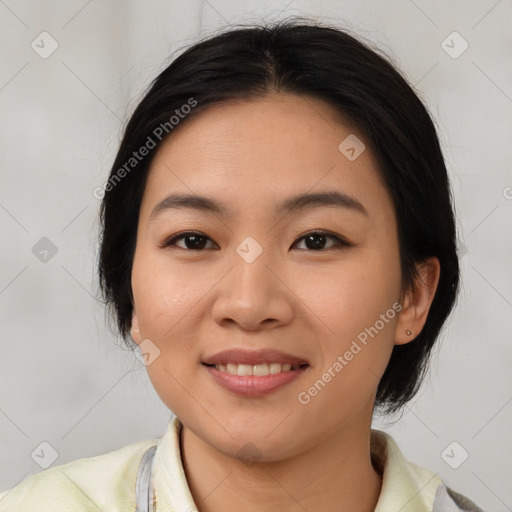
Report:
131,310,141,344
394,257,441,345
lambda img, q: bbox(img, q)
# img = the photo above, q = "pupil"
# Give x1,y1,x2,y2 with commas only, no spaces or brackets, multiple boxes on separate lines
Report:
307,234,326,250
187,235,205,249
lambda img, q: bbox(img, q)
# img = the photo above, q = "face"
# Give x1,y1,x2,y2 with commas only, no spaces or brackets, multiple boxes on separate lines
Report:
130,93,407,461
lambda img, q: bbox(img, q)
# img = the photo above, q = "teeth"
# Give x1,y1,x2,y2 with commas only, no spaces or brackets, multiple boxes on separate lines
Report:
214,362,298,376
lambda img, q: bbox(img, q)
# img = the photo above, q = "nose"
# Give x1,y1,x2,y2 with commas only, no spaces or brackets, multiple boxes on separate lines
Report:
211,250,294,331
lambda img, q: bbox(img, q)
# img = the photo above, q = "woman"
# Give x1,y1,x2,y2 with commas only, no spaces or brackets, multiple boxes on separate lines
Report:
0,18,485,512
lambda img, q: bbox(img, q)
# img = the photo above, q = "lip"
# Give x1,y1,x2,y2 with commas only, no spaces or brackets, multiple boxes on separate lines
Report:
203,364,309,396
202,348,309,366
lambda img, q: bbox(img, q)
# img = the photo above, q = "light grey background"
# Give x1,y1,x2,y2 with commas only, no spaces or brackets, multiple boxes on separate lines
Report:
1,0,511,510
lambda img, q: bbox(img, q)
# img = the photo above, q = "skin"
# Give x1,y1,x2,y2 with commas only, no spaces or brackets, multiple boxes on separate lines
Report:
130,92,440,512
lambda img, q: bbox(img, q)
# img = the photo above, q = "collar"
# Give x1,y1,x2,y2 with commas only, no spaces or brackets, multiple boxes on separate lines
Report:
149,416,442,511
370,429,442,511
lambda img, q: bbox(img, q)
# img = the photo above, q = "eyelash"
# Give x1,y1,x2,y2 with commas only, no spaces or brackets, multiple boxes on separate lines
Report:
161,230,350,251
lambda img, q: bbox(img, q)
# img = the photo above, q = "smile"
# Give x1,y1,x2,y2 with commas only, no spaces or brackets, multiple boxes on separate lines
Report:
202,363,309,396
207,362,307,376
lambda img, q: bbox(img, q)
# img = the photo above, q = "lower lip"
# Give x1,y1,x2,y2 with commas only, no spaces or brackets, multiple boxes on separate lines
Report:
203,364,308,396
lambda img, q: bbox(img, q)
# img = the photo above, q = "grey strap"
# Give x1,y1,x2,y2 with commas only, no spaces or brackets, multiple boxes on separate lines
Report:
432,482,485,512
135,445,157,512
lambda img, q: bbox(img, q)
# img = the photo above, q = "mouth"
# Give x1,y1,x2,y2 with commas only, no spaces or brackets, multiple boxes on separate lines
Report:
201,348,310,396
202,362,309,376
202,348,310,368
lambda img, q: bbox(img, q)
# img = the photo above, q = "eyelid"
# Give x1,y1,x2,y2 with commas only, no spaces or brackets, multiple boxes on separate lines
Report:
160,230,351,250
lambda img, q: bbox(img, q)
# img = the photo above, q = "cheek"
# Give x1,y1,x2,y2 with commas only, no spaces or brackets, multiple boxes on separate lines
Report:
294,249,401,383
293,252,401,333
132,252,212,339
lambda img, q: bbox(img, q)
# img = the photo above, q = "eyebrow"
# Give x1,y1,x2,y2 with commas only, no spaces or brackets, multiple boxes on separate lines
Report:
149,190,368,221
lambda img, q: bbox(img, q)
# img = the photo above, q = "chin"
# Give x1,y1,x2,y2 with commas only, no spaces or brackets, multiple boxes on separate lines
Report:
197,418,298,461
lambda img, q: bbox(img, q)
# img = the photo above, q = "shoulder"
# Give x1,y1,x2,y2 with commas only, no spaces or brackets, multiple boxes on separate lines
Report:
0,437,159,512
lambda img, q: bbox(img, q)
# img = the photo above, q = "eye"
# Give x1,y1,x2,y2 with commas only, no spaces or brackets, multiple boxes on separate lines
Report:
292,231,350,251
161,230,349,251
161,231,217,250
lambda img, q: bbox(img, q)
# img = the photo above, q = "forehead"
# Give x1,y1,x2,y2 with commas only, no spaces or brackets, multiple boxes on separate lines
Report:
140,93,393,223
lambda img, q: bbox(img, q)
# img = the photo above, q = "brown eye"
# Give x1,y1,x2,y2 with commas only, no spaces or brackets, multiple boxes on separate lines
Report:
162,232,217,250
292,231,349,251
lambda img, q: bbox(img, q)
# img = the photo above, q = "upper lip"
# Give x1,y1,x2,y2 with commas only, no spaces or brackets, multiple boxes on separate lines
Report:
202,348,309,366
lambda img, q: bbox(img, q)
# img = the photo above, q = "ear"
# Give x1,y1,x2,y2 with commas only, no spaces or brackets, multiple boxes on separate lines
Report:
130,309,142,345
394,257,441,345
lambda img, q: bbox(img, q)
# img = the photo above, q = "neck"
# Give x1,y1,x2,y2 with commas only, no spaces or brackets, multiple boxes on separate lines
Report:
179,410,382,512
